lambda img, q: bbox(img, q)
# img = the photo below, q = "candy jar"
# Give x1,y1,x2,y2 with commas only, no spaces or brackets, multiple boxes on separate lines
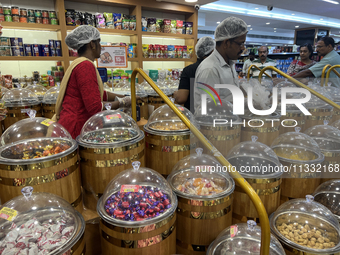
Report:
0,186,85,254
324,85,340,123
42,86,60,119
207,220,285,255
77,109,145,210
167,148,235,254
125,83,149,120
97,161,177,255
26,83,48,102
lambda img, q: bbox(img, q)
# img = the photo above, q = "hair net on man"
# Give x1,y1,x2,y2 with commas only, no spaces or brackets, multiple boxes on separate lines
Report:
195,36,215,59
65,25,101,50
214,16,248,42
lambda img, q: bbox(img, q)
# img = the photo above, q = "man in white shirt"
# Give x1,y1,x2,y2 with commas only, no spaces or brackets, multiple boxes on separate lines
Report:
194,16,248,110
240,51,256,77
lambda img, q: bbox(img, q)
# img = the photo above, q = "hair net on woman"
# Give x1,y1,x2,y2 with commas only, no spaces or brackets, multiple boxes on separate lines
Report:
195,36,215,59
214,16,248,42
65,25,101,50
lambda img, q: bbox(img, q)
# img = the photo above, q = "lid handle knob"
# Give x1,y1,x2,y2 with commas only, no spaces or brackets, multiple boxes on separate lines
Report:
21,186,33,199
295,127,301,133
196,148,203,156
28,109,36,119
132,161,141,170
251,136,258,142
170,97,175,104
105,103,112,111
324,120,329,125
306,195,314,203
247,220,257,231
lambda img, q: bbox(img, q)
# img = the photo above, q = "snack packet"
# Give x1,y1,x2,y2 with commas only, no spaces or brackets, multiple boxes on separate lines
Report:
129,15,136,30
182,45,188,59
171,20,177,34
96,13,106,28
187,46,194,59
104,12,114,29
167,45,175,58
154,44,161,58
156,19,163,33
176,20,183,34
163,19,171,33
186,22,193,35
123,14,130,30
113,13,122,29
142,17,147,32
148,44,154,58
142,44,149,58
163,45,168,58
147,18,156,32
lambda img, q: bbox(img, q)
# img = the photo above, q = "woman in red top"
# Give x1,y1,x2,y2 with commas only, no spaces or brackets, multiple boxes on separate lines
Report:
287,43,316,76
54,26,131,139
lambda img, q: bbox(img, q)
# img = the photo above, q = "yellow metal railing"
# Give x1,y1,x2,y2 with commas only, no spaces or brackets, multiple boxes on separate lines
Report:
258,66,340,111
247,64,272,80
131,68,271,255
321,64,332,86
325,65,340,87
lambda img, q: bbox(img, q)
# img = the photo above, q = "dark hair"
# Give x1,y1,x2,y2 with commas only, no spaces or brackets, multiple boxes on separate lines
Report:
77,44,88,55
216,41,223,47
249,51,255,56
319,36,335,48
300,43,314,60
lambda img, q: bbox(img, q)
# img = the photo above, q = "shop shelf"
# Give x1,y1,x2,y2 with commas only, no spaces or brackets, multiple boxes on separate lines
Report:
142,32,195,39
142,58,195,61
67,26,138,36
0,22,61,31
0,56,64,61
69,57,139,61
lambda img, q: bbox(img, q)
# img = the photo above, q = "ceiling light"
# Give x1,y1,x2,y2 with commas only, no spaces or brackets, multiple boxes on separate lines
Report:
274,31,276,32
217,21,220,24
185,0,198,2
322,0,339,4
250,28,253,30
292,13,295,15
320,18,324,20
247,25,251,27
274,28,276,30
295,26,299,28
266,22,270,24
255,7,259,9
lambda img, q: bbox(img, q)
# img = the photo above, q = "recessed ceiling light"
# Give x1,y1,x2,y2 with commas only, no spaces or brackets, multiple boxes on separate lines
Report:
292,13,295,15
266,44,268,45
255,7,259,9
247,25,251,27
185,0,198,2
250,28,253,30
274,28,276,30
295,26,299,28
266,22,270,25
217,21,220,24
274,31,277,32
320,18,324,20
322,0,339,4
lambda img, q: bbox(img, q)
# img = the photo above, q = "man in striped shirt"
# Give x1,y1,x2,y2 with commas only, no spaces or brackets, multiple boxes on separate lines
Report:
249,46,277,79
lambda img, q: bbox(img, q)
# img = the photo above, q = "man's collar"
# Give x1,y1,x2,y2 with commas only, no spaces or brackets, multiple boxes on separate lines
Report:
214,50,233,67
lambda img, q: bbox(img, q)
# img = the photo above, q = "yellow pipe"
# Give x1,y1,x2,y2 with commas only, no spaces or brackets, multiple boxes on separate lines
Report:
258,66,340,111
247,64,272,81
325,65,340,87
131,68,271,255
321,64,332,86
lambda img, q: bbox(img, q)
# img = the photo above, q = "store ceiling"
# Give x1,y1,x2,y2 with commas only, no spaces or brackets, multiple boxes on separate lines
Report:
159,0,217,6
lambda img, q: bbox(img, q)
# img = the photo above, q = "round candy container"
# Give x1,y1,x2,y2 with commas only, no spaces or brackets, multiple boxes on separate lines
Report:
194,99,241,157
42,86,60,119
125,83,149,120
271,127,324,200
0,186,85,255
227,136,282,223
270,195,340,254
77,109,145,210
26,83,48,101
207,220,285,255
144,102,198,176
97,161,177,255
167,148,235,253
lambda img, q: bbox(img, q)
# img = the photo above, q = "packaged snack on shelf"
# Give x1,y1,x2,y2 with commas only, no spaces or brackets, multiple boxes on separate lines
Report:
147,17,156,32
129,15,136,30
142,17,148,31
159,45,164,58
156,19,163,32
187,46,194,59
154,44,161,58
128,44,134,58
10,37,23,47
148,44,155,58
176,20,183,34
74,12,82,26
123,14,130,30
104,12,114,29
177,45,183,58
113,13,122,29
96,13,106,28
84,12,95,26
0,46,11,56
0,37,10,46
163,19,171,33
24,44,33,56
142,44,149,58
171,20,177,34
186,22,193,35
182,45,188,59
65,9,75,26
163,45,168,58
168,45,175,58
182,22,186,34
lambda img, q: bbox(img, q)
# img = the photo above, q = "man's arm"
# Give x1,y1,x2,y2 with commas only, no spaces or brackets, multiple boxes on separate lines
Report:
292,69,315,79
174,89,189,104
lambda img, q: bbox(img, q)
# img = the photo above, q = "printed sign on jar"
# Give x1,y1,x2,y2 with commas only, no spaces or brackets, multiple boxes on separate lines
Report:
97,46,128,68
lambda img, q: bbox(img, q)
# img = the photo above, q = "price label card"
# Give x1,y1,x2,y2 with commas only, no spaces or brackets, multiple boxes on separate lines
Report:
0,207,18,222
105,113,122,122
41,119,55,127
178,106,184,111
230,225,238,238
121,185,140,193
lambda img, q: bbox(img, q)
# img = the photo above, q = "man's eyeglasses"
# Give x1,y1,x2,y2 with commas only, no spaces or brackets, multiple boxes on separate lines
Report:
231,40,245,47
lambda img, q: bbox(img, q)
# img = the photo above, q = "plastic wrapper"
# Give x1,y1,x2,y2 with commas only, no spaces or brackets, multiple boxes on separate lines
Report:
240,79,271,111
148,44,154,58
96,13,105,29
142,17,147,32
74,12,82,26
142,44,149,58
129,15,136,31
154,44,160,58
113,13,122,29
156,19,163,32
65,9,75,26
171,20,177,34
182,46,188,59
187,46,194,59
176,177,225,196
122,14,130,30
84,12,95,27
176,20,183,34
168,45,175,58
163,19,171,33
186,22,193,35
147,18,156,32
104,12,114,29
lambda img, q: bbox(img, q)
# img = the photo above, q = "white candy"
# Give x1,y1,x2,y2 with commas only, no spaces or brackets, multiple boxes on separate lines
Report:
4,229,19,242
28,246,39,255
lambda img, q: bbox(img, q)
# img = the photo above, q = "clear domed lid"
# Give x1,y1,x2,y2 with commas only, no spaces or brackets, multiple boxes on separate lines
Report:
42,86,60,104
304,120,340,152
126,83,148,98
194,99,240,125
207,220,285,255
270,195,340,254
0,186,84,255
104,83,112,92
331,119,340,130
305,84,334,109
313,180,340,221
227,136,282,178
0,86,9,96
275,79,303,106
78,109,143,146
3,88,40,106
147,81,172,96
271,127,324,164
114,78,129,92
324,85,340,102
167,148,235,200
97,161,177,227
0,112,76,163
145,100,198,133
26,84,48,101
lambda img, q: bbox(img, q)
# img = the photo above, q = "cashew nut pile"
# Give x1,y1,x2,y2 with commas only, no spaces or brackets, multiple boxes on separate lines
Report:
277,222,337,249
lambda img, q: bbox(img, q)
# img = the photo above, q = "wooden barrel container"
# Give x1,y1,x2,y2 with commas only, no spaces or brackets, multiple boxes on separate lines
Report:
304,107,333,131
241,112,281,147
78,135,145,211
280,110,306,134
320,148,340,183
42,103,56,119
332,102,340,123
4,104,42,130
0,141,83,213
148,93,172,111
139,96,149,120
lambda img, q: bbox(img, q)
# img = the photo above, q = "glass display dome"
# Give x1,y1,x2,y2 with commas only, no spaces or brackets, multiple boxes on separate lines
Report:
97,161,177,227
26,84,48,101
304,121,340,152
114,78,130,92
77,109,143,146
305,84,334,109
0,186,85,255
2,88,40,107
331,119,340,130
194,99,241,126
104,83,113,92
145,102,198,134
167,148,235,199
227,136,282,179
270,195,340,254
271,127,324,164
0,86,9,97
313,180,340,221
42,86,60,104
324,85,340,102
147,81,172,96
125,83,148,98
207,220,285,255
